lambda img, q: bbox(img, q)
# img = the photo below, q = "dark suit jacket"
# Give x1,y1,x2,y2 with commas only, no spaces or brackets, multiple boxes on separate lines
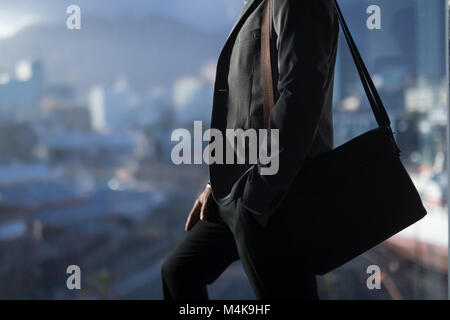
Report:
209,0,339,216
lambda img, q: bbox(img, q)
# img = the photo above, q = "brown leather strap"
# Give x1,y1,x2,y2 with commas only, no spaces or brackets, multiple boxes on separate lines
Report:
261,0,274,129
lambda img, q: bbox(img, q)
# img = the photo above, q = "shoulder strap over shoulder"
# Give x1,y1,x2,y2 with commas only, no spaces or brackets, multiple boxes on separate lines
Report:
260,0,392,129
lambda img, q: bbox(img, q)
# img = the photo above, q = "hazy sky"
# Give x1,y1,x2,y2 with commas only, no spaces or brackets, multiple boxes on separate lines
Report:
0,0,244,38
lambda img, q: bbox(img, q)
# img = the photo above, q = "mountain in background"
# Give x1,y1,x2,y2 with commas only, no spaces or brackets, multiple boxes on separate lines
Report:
0,0,243,35
0,16,227,100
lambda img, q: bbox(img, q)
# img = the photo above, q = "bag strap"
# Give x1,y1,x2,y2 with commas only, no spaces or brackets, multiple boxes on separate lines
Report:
261,0,274,129
261,0,392,129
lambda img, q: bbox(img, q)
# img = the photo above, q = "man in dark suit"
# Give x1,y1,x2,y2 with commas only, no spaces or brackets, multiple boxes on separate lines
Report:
162,0,339,300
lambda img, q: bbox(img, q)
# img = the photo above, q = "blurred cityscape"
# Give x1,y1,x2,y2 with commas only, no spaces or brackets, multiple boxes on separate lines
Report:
0,0,448,299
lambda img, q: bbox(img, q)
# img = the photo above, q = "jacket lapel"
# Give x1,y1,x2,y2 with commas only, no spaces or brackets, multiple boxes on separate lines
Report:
213,0,263,99
225,0,262,44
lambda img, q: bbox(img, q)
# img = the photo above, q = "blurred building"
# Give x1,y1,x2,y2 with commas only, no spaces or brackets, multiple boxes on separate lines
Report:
0,60,43,121
335,0,445,113
89,78,142,133
0,122,39,164
173,76,213,125
43,132,148,166
41,85,76,110
45,106,92,133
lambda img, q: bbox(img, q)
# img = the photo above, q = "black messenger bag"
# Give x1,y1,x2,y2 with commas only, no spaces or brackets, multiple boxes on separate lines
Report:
261,0,427,275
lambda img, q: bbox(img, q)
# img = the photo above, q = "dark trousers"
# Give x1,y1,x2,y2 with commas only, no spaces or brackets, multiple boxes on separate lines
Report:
161,196,319,300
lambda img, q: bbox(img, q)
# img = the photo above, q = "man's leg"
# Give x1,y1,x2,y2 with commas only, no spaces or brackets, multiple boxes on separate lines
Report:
161,207,239,300
231,199,319,300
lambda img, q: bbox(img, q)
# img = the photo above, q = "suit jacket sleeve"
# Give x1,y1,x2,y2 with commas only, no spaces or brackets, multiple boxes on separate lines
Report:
241,0,338,216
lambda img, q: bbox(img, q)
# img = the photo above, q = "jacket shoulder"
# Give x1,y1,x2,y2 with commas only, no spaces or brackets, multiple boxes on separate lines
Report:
271,0,337,39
